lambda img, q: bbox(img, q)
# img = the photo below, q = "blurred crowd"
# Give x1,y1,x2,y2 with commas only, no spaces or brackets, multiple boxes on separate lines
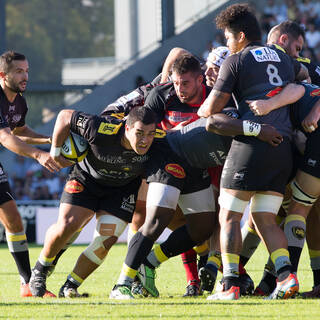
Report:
8,154,68,201
203,0,320,63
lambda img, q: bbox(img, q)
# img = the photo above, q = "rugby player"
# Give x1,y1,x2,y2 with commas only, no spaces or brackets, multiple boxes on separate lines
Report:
198,3,307,300
29,106,159,297
0,51,60,297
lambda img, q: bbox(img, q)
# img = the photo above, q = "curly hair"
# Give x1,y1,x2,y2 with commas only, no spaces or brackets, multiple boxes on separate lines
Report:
215,3,261,42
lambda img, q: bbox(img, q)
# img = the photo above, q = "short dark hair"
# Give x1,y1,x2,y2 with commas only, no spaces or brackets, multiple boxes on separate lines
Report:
268,20,305,42
0,51,26,73
216,3,261,42
171,54,202,76
126,106,156,127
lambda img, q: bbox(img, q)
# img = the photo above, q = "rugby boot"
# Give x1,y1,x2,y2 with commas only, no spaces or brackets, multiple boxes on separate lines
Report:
20,283,32,297
59,279,89,298
137,264,159,297
301,284,320,298
109,285,134,300
207,286,240,300
265,273,299,300
253,286,269,296
239,272,254,295
29,268,48,297
183,280,201,297
21,282,56,298
131,279,149,297
198,266,217,292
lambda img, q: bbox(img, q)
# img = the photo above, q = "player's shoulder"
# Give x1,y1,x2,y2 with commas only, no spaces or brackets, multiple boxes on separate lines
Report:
95,114,124,136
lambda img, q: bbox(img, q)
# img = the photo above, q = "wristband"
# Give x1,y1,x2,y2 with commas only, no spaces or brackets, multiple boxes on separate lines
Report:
50,146,61,157
243,120,261,136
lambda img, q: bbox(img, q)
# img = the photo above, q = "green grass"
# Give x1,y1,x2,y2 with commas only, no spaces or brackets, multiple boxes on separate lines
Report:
0,243,319,319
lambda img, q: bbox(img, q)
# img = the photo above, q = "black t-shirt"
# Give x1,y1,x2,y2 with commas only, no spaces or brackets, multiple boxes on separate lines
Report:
0,86,27,130
145,82,211,130
297,56,320,86
70,111,156,187
167,117,233,169
214,42,301,138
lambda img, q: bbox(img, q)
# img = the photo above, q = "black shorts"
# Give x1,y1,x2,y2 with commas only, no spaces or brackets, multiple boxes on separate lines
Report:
60,173,142,223
146,144,211,194
0,162,13,206
299,129,320,178
221,136,292,194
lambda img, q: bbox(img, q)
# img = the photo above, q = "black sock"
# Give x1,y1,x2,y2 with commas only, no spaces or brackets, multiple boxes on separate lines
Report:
288,246,302,273
52,248,67,266
277,265,291,282
10,251,31,284
224,276,240,290
239,255,249,267
313,269,320,287
260,270,277,292
160,225,197,258
34,260,50,274
124,232,154,270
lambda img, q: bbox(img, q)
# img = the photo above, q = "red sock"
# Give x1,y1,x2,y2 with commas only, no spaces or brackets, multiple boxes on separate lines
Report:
181,249,199,283
239,262,246,275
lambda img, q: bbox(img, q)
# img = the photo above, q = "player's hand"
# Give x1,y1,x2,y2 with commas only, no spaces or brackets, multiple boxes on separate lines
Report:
246,99,271,116
258,124,283,146
36,151,62,172
301,112,319,133
54,155,74,168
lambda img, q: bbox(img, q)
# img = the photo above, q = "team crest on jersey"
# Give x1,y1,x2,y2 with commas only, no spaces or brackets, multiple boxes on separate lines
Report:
165,163,186,179
250,47,281,63
98,122,122,135
310,88,320,96
64,180,84,193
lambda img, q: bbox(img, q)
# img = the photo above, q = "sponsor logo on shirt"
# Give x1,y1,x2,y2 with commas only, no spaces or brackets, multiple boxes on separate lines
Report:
98,122,122,135
233,172,244,180
76,115,89,129
64,180,84,193
250,47,281,63
308,158,317,167
310,88,320,96
266,86,283,97
121,194,136,213
165,163,186,179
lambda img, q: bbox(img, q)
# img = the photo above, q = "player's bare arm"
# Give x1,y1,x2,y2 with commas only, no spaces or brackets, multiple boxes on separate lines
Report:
197,89,231,117
12,125,51,144
246,83,305,116
302,98,320,133
206,113,283,147
0,127,60,172
160,47,191,83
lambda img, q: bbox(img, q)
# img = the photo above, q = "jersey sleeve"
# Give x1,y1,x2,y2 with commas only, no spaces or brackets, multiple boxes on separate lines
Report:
213,54,239,94
70,111,123,145
144,86,168,123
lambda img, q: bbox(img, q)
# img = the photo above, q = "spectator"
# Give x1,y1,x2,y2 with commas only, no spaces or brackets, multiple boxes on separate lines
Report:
306,20,320,49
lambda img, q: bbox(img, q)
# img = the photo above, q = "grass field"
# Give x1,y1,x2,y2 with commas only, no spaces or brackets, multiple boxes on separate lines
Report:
0,243,319,320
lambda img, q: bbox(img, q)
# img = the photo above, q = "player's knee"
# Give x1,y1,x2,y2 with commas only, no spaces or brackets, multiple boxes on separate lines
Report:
83,214,127,265
83,235,112,265
291,180,317,207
